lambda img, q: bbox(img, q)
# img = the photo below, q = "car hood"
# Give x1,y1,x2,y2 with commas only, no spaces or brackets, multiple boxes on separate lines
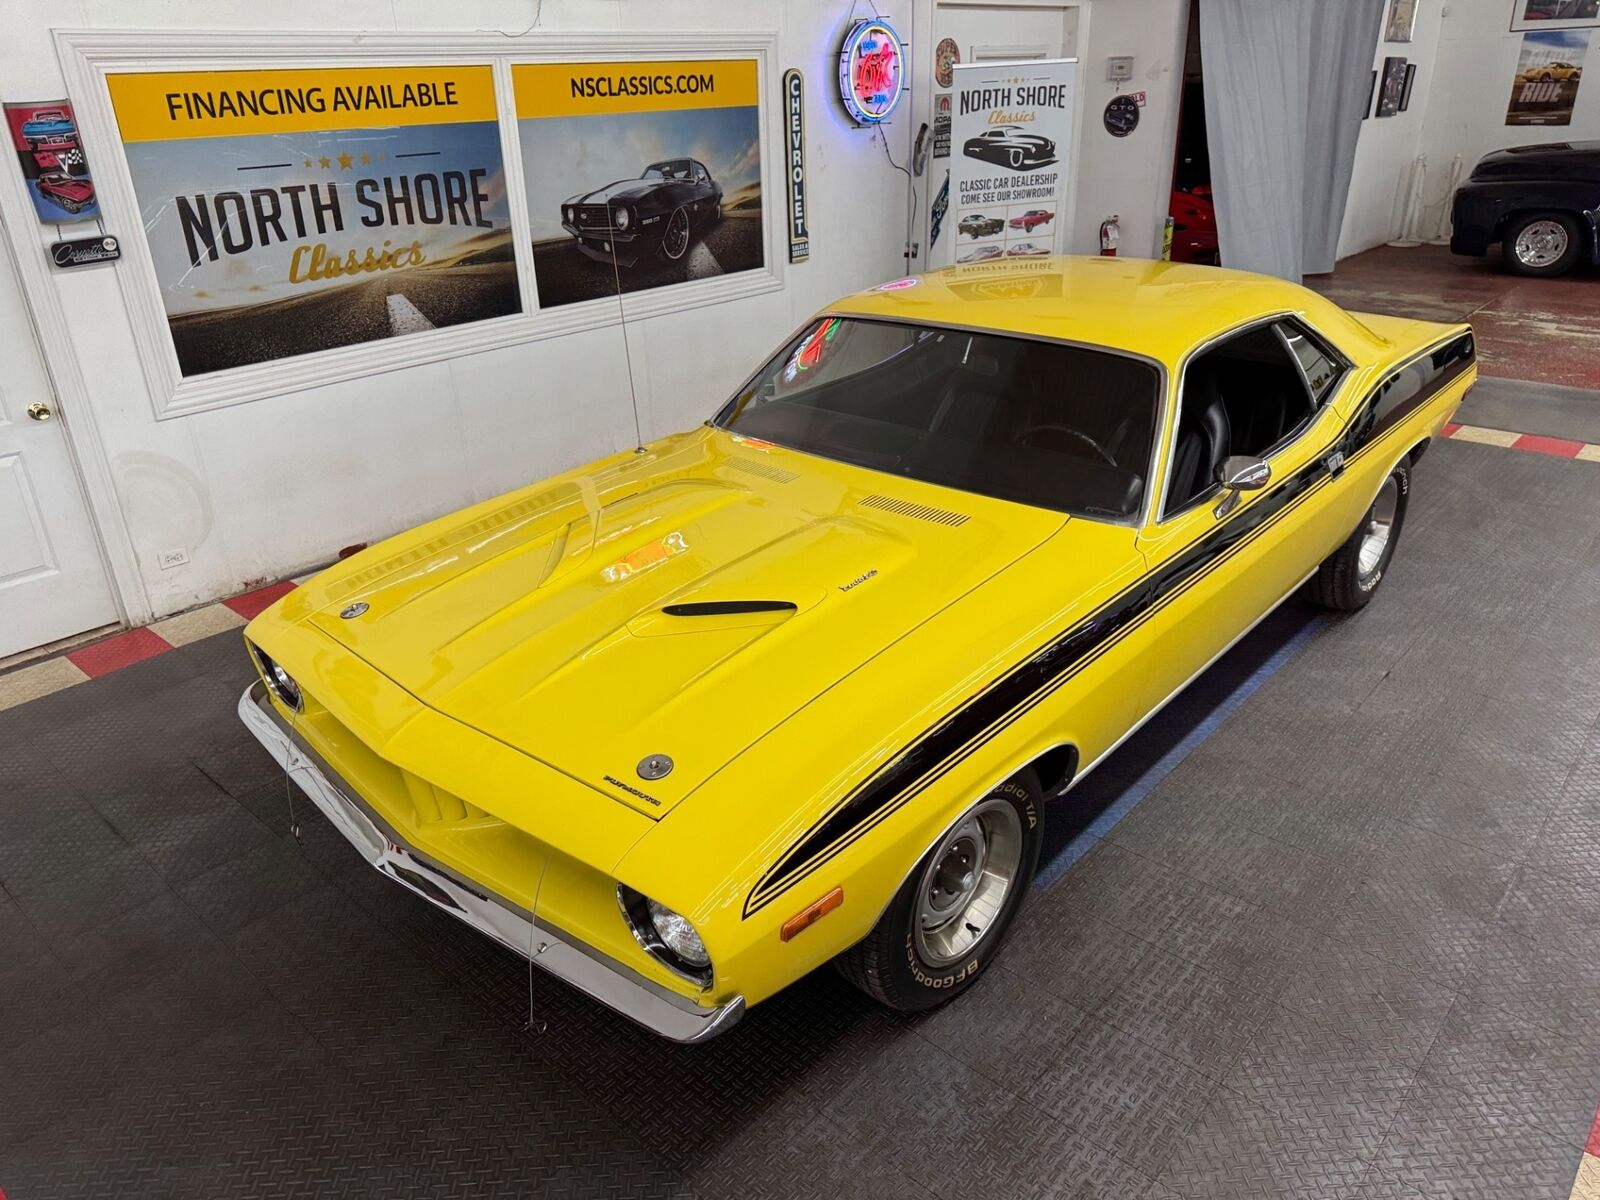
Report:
42,178,92,198
569,178,662,205
298,429,1063,818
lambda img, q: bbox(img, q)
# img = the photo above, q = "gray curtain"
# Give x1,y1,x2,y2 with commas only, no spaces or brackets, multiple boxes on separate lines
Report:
1198,0,1385,280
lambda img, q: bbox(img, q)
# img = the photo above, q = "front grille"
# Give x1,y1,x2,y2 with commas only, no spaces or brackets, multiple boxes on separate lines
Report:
574,205,618,231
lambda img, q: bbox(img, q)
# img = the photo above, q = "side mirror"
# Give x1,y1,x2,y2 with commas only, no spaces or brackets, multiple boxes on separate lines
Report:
1213,456,1270,518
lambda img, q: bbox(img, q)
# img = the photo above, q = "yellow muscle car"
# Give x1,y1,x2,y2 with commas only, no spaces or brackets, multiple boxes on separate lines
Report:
240,257,1474,1042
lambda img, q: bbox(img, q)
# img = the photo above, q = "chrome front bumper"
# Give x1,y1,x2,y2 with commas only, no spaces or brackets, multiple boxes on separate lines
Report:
237,682,744,1043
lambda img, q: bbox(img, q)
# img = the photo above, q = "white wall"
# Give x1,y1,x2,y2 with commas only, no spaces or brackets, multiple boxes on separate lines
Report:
1073,0,1189,257
0,0,939,620
1340,0,1600,258
1,0,1190,628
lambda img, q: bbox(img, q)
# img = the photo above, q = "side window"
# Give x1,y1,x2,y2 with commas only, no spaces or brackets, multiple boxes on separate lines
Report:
1163,321,1335,517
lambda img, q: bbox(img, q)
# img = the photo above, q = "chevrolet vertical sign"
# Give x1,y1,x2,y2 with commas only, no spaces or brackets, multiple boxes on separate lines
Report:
783,68,809,262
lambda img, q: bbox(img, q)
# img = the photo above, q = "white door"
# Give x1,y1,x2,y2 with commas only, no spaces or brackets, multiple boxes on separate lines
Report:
0,228,118,658
925,3,1081,268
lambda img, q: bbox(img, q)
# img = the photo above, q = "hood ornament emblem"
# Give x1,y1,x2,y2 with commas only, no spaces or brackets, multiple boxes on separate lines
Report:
637,754,674,781
340,602,369,619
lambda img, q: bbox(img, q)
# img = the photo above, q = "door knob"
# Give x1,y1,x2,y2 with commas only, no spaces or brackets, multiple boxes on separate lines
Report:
26,403,52,421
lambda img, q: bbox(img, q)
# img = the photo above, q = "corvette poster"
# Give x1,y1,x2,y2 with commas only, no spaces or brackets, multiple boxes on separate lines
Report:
944,59,1077,268
514,59,764,308
5,100,99,224
107,66,519,376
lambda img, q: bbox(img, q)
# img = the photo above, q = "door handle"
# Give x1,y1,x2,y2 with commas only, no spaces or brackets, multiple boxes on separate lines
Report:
26,402,52,422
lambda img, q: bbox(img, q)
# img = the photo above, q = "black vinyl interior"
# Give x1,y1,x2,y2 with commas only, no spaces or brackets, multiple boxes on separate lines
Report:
1164,325,1316,514
723,324,1161,519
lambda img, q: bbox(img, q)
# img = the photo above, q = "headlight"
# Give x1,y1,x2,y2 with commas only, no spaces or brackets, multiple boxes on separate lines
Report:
565,206,575,223
618,886,712,984
614,207,630,229
646,898,707,966
251,645,303,711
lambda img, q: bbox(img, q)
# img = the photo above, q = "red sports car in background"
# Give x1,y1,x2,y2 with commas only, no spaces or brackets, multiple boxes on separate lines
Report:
1009,209,1054,231
36,172,95,214
1168,186,1219,265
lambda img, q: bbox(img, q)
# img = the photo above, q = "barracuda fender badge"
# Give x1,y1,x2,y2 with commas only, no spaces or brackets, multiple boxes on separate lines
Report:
637,754,674,781
340,602,369,619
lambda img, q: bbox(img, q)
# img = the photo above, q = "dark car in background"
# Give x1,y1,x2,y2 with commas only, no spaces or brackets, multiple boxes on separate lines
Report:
958,213,1005,238
962,127,1058,171
560,158,722,267
1451,141,1600,277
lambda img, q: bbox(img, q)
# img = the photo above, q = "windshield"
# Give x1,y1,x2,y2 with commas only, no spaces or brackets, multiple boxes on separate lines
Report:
642,162,690,180
714,318,1161,520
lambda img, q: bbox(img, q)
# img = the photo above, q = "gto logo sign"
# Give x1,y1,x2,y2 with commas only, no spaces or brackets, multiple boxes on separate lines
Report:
783,68,810,262
838,19,905,124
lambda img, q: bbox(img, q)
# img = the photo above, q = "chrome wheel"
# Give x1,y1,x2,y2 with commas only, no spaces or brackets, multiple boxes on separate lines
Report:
662,207,690,260
1358,475,1399,580
915,798,1023,967
1514,220,1569,269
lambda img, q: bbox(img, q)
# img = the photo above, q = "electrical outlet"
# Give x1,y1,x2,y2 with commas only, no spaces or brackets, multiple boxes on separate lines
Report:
158,547,190,570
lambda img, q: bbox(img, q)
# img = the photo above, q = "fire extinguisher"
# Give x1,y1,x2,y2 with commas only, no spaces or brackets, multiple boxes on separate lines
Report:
1100,214,1120,256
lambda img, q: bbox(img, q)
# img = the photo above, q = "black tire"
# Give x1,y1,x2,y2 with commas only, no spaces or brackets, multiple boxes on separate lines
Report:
659,206,691,262
835,769,1043,1012
1503,211,1583,277
1309,460,1410,612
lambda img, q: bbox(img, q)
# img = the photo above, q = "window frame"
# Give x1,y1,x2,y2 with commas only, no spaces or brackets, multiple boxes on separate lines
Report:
1152,313,1352,525
713,313,1171,526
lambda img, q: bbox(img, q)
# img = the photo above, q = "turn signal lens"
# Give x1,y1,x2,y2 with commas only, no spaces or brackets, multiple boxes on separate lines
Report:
780,887,844,942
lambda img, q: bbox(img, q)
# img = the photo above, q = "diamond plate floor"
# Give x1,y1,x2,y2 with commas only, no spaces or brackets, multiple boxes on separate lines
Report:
4,437,1600,1199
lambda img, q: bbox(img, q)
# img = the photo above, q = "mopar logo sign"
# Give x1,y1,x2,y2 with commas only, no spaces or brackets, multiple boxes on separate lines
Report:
783,68,809,262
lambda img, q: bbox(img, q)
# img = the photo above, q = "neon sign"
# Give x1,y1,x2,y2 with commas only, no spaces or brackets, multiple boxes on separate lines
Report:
839,19,905,124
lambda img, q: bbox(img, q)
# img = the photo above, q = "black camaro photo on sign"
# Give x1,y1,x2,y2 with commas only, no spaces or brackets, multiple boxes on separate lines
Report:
962,126,1058,170
560,158,724,268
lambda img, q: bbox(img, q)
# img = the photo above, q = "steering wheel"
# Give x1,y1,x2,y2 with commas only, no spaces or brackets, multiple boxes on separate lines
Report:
1025,424,1117,467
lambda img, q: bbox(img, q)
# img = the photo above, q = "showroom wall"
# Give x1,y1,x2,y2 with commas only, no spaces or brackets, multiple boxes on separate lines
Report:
0,0,932,622
0,0,1190,628
1340,0,1600,257
1073,0,1189,256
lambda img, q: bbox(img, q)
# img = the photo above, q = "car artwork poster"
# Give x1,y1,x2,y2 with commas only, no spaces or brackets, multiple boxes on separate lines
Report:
107,66,519,377
945,59,1076,268
514,60,764,308
5,100,99,223
1506,29,1590,124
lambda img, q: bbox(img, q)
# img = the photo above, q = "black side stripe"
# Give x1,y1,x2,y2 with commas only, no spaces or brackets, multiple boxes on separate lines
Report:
743,331,1475,919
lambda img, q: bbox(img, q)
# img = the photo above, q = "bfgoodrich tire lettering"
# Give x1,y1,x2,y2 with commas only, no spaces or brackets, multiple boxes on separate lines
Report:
834,769,1044,1012
1309,461,1410,612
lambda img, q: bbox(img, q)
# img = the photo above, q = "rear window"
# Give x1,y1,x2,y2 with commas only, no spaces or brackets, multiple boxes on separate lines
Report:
714,318,1161,520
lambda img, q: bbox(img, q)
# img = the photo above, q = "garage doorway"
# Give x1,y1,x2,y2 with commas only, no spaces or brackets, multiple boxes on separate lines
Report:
925,2,1082,268
0,219,118,659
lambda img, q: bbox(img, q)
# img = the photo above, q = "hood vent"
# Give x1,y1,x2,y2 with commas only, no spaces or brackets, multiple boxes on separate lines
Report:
860,494,970,527
726,457,799,484
662,600,797,616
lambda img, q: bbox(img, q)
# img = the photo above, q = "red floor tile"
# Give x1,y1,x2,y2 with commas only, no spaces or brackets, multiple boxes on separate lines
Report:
1589,1103,1600,1157
1442,422,1462,438
65,626,173,678
222,581,297,621
1511,433,1585,458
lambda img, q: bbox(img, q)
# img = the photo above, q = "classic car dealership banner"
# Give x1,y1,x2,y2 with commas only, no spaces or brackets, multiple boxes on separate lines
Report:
514,60,764,308
1505,29,1591,125
944,59,1076,268
107,66,519,376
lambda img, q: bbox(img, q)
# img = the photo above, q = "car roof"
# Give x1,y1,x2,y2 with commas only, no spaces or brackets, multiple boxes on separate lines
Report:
827,255,1390,366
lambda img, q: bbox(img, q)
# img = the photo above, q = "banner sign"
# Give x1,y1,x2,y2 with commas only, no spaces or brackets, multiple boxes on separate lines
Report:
107,66,518,377
946,59,1077,267
782,68,809,262
5,100,99,223
1506,29,1591,124
514,59,764,308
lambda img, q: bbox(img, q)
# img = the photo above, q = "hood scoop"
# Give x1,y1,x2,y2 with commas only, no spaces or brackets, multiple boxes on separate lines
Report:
662,600,797,616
